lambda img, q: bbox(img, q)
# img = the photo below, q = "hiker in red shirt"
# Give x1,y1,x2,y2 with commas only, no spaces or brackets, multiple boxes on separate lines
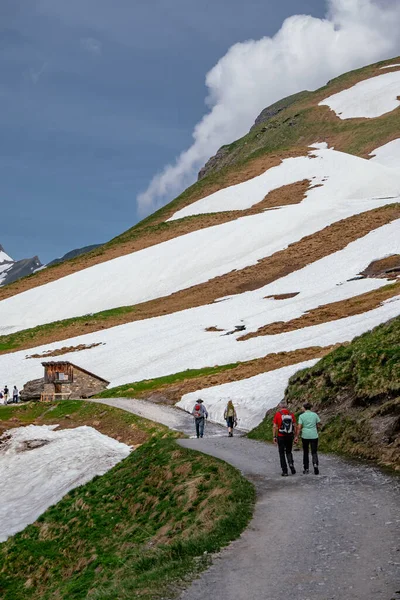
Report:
272,403,297,476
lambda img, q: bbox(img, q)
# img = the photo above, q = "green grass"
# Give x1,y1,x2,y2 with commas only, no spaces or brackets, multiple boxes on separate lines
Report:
0,306,136,353
0,437,254,599
0,400,173,445
284,316,400,405
248,317,400,469
96,364,241,398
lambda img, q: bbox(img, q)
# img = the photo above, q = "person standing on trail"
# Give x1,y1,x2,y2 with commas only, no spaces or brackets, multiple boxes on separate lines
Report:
297,402,321,475
192,399,208,438
224,400,237,437
13,386,19,403
273,403,297,476
3,385,9,404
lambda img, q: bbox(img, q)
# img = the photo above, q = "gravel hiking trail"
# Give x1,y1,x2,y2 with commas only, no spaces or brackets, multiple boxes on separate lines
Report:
90,398,400,600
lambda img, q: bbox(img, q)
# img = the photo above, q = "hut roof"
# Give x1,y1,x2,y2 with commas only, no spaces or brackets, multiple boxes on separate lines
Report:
41,361,110,384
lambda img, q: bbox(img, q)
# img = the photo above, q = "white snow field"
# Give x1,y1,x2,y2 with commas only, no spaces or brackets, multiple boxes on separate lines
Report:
177,359,319,430
319,70,400,119
169,145,400,219
1,219,399,394
1,290,399,395
0,424,130,542
1,219,399,391
370,138,400,169
1,147,400,336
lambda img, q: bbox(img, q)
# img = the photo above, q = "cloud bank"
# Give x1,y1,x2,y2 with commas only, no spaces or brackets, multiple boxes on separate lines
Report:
137,0,400,215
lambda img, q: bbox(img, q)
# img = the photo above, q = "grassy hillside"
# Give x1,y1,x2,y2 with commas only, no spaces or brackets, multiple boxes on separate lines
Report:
0,402,254,599
249,316,400,470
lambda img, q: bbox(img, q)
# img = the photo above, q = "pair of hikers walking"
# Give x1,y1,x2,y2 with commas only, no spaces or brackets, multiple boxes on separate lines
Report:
192,399,238,438
273,402,320,476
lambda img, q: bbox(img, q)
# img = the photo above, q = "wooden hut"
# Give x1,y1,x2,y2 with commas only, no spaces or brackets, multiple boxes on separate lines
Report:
41,361,109,401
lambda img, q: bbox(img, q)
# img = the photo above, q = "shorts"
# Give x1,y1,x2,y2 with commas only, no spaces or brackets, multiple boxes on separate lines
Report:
226,416,235,427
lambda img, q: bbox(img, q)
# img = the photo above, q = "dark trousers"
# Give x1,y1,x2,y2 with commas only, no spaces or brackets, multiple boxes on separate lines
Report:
195,417,205,438
302,438,319,469
277,435,294,473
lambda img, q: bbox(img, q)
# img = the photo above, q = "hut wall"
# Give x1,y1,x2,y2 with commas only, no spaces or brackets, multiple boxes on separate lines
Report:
69,368,107,398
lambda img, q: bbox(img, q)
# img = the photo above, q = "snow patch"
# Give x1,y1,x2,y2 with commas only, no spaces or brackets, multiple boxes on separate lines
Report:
177,359,319,430
370,138,400,169
380,64,400,69
168,146,400,219
0,424,130,542
319,71,400,119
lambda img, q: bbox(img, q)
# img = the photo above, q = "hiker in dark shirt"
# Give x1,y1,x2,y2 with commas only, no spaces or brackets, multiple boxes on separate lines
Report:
272,403,297,476
192,399,208,438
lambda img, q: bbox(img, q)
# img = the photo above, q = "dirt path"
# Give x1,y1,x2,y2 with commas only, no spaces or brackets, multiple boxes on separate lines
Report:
88,397,229,438
91,398,400,600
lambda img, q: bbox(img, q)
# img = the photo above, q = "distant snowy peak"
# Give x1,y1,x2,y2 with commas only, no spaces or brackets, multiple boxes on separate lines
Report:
0,245,13,264
0,245,43,287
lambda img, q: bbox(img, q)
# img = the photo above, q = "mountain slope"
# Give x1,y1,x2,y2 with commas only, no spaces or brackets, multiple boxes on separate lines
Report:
0,57,399,446
1,56,399,302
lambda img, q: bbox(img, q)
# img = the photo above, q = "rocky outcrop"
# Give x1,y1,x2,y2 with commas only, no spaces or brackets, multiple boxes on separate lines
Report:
20,378,44,401
250,90,310,131
197,90,310,181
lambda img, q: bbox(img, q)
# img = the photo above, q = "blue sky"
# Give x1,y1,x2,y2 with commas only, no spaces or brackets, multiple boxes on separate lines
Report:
0,0,326,262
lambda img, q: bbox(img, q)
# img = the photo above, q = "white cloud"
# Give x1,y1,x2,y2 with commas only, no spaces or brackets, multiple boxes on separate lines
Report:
80,37,102,56
137,0,400,215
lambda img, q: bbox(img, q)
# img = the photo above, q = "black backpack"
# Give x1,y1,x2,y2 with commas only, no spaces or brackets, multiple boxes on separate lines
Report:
278,411,294,435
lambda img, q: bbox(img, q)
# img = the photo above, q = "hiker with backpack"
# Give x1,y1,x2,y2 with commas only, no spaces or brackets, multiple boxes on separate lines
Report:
272,403,297,476
224,400,237,437
297,402,321,475
192,399,208,438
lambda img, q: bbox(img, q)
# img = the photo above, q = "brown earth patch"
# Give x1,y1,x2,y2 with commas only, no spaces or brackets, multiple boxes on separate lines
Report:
139,346,336,405
239,282,400,340
264,292,299,300
26,342,104,359
360,255,400,279
2,204,399,355
205,326,225,332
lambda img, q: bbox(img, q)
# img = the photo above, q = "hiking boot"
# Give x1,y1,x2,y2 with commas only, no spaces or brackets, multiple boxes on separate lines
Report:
314,465,319,475
281,472,288,477
290,465,296,475
303,469,309,475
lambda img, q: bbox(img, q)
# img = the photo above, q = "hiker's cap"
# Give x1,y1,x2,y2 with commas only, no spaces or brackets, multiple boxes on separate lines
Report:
197,399,203,403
